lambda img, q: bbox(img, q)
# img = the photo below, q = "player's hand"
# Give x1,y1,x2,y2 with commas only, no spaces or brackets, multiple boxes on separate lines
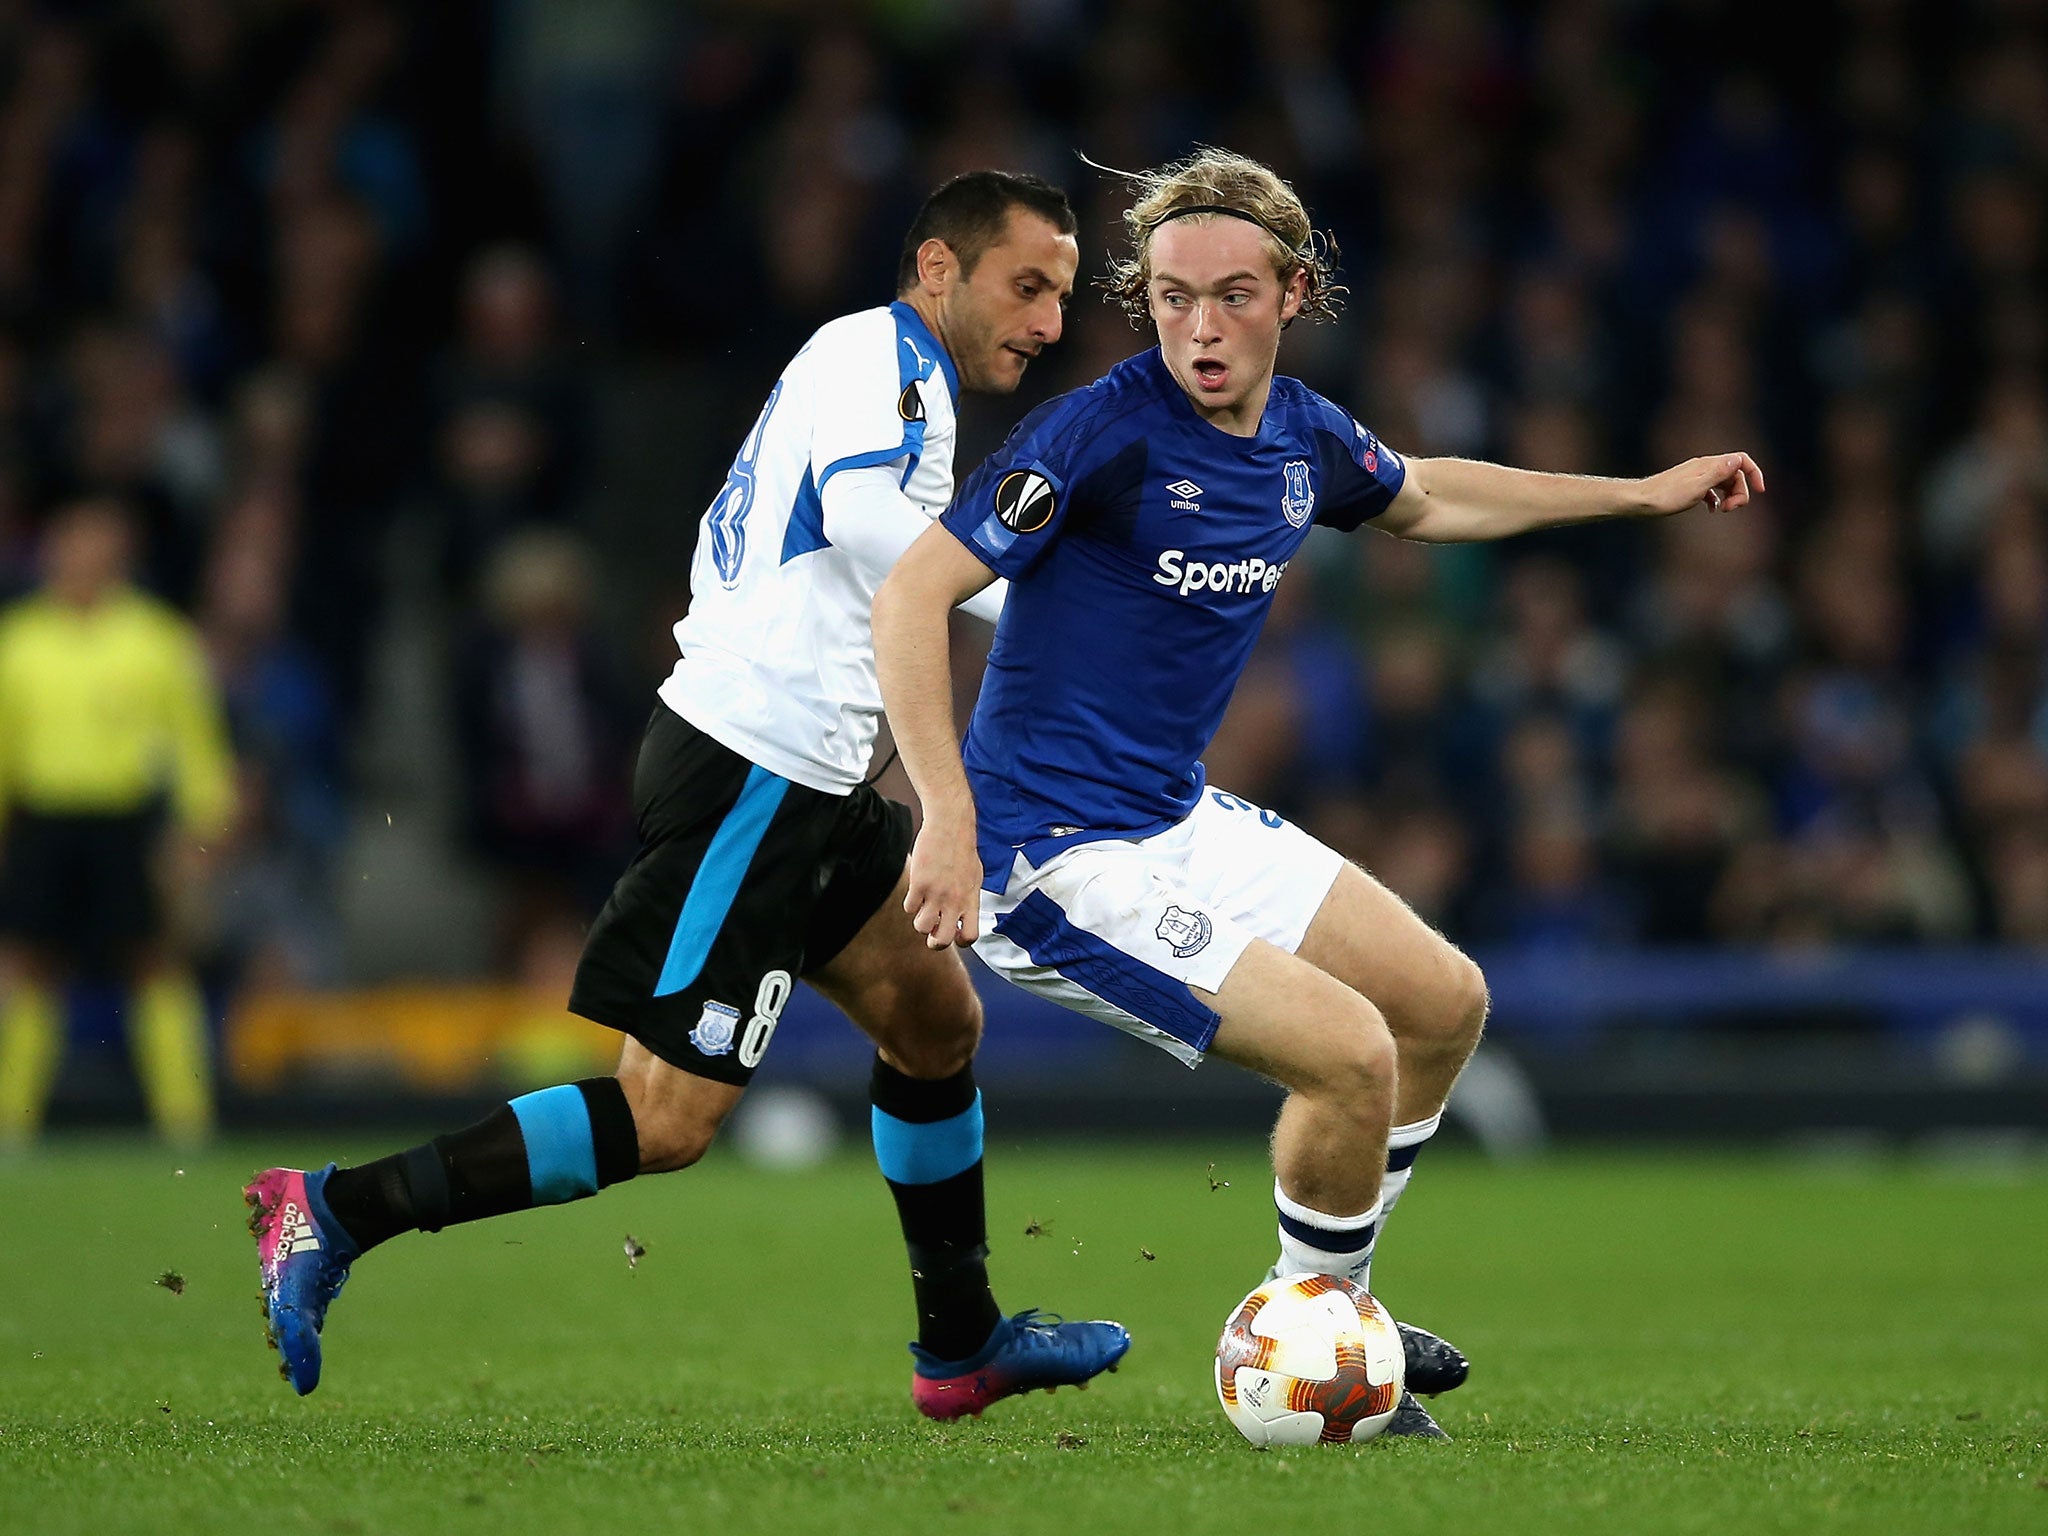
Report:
905,810,983,949
1638,452,1765,516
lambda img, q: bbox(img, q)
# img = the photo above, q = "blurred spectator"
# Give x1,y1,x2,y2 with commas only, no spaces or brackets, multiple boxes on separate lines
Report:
1923,372,2048,570
1605,678,1765,943
198,499,345,987
0,0,2041,982
0,501,235,1146
1471,556,1628,755
454,530,636,960
1474,807,1632,950
427,244,588,589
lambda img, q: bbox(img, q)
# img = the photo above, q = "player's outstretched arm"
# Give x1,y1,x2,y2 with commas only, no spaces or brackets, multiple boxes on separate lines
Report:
1373,451,1765,544
873,523,999,949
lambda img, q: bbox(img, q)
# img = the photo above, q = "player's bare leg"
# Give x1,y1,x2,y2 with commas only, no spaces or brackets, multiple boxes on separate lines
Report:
1290,861,1482,1409
1203,935,1457,1439
612,1040,743,1169
1295,863,1488,1126
806,867,983,1082
808,869,1130,1418
1203,938,1396,1214
1202,938,1397,1269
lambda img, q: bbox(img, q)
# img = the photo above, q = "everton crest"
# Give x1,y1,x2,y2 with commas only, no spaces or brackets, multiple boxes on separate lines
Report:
1156,904,1214,959
1281,459,1315,527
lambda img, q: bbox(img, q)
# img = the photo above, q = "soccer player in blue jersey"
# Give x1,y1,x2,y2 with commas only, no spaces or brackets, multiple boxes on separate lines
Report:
243,172,1128,1417
873,149,1764,1440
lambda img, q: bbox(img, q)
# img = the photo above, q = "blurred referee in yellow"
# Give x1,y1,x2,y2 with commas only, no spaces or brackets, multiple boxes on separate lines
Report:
0,498,236,1148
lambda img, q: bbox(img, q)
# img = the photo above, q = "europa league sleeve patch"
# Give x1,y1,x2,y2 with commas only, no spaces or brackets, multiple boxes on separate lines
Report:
994,468,1058,533
898,381,925,422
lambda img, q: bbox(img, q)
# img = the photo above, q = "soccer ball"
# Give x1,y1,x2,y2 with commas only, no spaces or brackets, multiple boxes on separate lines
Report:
1214,1273,1405,1447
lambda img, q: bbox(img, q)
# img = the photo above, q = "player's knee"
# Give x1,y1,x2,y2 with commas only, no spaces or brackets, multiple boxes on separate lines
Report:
1402,948,1488,1057
1441,958,1490,1056
1315,1012,1397,1105
866,977,982,1079
616,1078,732,1174
1460,956,1490,1034
632,1104,721,1174
882,1003,981,1079
1446,951,1489,1048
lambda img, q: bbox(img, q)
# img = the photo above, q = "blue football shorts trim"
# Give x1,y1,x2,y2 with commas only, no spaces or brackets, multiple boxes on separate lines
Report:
993,889,1221,1054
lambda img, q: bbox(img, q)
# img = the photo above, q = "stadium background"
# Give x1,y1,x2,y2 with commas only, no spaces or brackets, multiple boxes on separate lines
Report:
3,0,2046,1146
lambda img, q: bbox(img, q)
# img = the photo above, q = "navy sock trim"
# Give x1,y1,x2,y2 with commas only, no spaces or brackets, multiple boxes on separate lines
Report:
1277,1208,1378,1254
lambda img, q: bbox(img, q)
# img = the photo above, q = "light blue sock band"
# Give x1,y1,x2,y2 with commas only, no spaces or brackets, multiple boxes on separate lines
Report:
508,1085,600,1205
872,1094,984,1186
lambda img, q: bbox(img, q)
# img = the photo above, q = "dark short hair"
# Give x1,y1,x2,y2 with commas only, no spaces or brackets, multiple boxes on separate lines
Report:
895,171,1077,293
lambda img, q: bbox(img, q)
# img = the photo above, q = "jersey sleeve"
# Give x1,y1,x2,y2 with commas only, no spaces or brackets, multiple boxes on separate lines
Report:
940,393,1097,578
810,312,942,493
1313,410,1409,532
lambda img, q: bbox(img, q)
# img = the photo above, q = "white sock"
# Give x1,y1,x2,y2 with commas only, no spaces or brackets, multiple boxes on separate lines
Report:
1378,1110,1443,1234
1273,1180,1383,1289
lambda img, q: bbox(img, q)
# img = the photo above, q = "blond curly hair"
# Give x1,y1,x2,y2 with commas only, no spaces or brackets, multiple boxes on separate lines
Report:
1098,147,1345,327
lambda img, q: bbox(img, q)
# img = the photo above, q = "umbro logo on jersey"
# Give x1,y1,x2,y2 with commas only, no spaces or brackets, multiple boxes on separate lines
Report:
994,470,1057,533
1165,478,1203,510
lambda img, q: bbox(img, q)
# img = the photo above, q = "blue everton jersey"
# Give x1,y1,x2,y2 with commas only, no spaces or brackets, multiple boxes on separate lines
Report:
941,347,1407,887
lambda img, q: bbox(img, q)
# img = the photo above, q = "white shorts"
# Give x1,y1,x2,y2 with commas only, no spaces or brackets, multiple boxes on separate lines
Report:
974,786,1345,1068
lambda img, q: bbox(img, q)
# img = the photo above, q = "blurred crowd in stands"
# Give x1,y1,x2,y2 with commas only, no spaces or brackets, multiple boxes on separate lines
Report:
2,0,2046,995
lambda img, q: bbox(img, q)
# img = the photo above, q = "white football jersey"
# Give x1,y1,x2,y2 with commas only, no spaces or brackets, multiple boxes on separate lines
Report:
660,302,960,794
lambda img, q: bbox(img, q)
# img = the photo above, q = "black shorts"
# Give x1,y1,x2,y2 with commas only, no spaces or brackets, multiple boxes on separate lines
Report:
568,707,912,1085
0,807,162,974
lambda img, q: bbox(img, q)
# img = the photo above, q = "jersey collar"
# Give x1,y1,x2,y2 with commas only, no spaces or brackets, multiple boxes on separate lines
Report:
1143,346,1277,445
890,300,961,405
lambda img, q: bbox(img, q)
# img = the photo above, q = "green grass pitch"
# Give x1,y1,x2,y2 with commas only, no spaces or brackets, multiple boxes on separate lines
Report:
2,1136,2043,1534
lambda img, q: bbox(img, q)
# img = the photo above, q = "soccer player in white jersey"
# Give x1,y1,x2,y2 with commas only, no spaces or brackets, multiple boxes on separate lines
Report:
874,149,1764,1439
245,173,1130,1417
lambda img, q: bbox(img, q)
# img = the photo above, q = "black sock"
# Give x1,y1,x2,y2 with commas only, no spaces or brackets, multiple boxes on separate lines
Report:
323,1078,640,1253
870,1055,1003,1361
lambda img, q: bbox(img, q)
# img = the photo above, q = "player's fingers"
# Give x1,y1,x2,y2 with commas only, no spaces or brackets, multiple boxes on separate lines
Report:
1721,452,1764,495
930,904,970,950
914,896,956,947
958,905,980,945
